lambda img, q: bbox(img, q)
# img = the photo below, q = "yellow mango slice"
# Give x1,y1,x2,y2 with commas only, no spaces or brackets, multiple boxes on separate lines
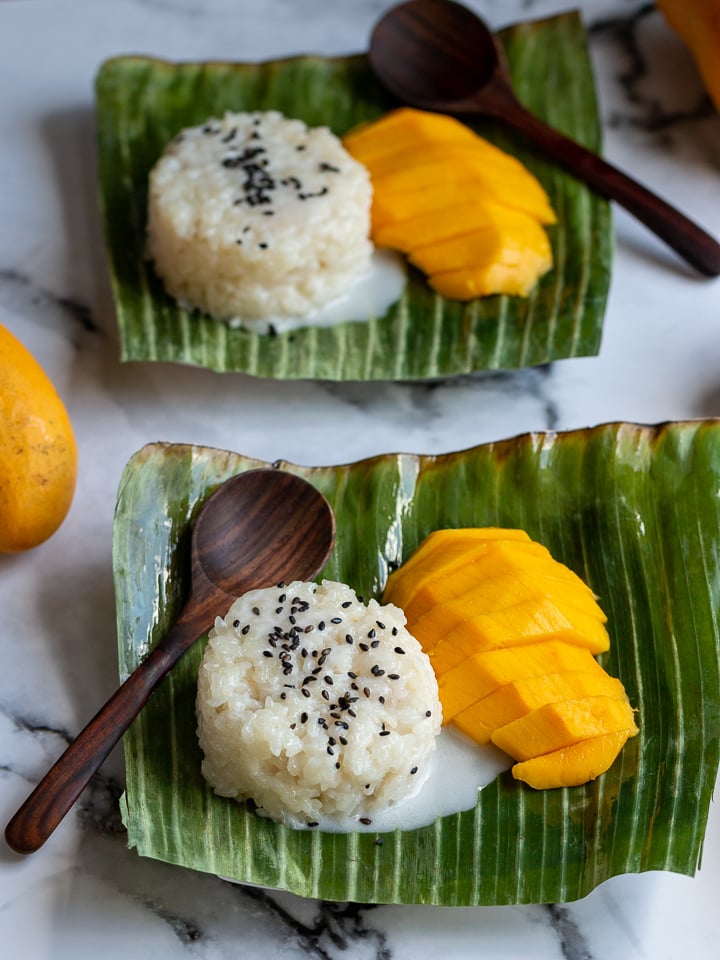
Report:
452,670,627,744
413,581,605,650
511,731,632,789
490,695,638,762
374,201,541,254
403,554,602,624
417,594,611,662
343,108,494,161
409,214,551,274
437,640,604,718
371,181,499,232
384,530,541,613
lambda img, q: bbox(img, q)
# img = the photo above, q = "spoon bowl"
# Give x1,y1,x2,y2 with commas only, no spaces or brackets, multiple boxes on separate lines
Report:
5,468,335,854
369,0,720,276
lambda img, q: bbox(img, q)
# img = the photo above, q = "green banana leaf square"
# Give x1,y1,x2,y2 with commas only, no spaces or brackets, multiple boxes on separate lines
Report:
95,12,612,381
114,421,720,904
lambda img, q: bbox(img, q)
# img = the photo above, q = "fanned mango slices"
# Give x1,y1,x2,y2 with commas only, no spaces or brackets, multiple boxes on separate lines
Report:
382,528,638,789
342,108,555,300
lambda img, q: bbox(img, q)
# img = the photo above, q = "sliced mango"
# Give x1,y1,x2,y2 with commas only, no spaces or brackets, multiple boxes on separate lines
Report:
511,730,632,789
342,106,556,301
403,555,603,624
437,640,604,719
418,595,611,667
452,670,627,744
490,695,637,762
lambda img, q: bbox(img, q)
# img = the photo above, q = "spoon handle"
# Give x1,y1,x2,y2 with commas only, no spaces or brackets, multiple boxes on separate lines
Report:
497,99,720,277
4,620,193,855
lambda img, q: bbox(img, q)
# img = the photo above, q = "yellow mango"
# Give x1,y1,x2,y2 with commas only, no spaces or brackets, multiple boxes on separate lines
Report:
343,107,556,301
371,181,499,232
0,324,77,552
452,670,627,744
384,530,540,613
490,695,638,762
374,200,541,254
412,577,605,649
343,108,492,161
511,730,632,789
409,212,551,272
429,259,549,300
403,553,601,624
438,643,606,720
417,594,611,663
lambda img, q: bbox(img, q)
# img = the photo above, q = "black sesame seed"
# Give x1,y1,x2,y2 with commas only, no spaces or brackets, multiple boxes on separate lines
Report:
348,709,357,717
410,766,418,775
327,745,334,755
371,640,380,648
259,242,269,250
347,671,357,679
305,625,315,633
359,643,369,652
232,619,241,628
335,761,341,770
339,736,348,746
368,629,376,640
330,617,342,624
328,737,336,746
391,627,398,636
426,710,432,717
263,650,273,658
359,817,372,825
322,690,330,701
341,601,352,608
318,621,326,631
394,647,405,655
379,730,390,737
252,607,260,615
388,674,400,680
302,688,311,698
301,648,308,658
371,666,385,677
300,712,308,723
375,838,384,846
296,144,306,151
324,676,334,685
319,162,340,173
307,821,319,828
281,693,287,700
378,697,385,705
363,687,371,697
242,624,251,635
345,634,354,644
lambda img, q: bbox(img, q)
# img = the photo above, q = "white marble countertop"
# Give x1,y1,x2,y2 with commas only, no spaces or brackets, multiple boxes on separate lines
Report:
1,0,719,956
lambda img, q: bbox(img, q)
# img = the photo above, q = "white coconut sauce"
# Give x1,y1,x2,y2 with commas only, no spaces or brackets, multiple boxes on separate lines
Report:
227,248,407,335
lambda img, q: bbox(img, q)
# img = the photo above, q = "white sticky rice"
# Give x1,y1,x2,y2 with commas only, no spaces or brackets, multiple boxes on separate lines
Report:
147,111,373,322
196,580,442,828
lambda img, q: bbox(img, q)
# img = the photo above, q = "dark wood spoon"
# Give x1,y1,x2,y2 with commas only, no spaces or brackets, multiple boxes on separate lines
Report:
369,0,720,276
5,468,335,855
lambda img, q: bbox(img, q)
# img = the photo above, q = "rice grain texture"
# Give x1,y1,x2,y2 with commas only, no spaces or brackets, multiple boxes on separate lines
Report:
196,580,442,827
147,111,373,322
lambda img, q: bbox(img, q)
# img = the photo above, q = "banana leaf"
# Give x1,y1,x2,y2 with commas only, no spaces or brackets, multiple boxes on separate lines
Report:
114,420,720,905
95,11,611,381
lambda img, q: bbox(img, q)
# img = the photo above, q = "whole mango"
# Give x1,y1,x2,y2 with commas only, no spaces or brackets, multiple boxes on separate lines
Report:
0,323,77,552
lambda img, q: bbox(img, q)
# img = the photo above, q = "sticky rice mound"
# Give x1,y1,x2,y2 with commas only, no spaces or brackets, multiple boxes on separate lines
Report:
147,110,373,322
196,580,442,827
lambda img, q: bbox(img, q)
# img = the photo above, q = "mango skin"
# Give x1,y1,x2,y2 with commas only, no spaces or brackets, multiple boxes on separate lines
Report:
0,324,77,552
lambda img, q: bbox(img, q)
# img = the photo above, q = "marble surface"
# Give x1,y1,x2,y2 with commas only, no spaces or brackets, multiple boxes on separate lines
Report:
1,0,719,956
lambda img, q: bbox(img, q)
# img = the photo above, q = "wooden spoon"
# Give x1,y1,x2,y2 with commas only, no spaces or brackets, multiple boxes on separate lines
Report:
5,468,335,854
369,0,720,276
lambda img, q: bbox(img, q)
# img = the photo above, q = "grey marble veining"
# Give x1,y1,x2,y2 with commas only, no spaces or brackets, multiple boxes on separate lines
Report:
1,0,720,957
